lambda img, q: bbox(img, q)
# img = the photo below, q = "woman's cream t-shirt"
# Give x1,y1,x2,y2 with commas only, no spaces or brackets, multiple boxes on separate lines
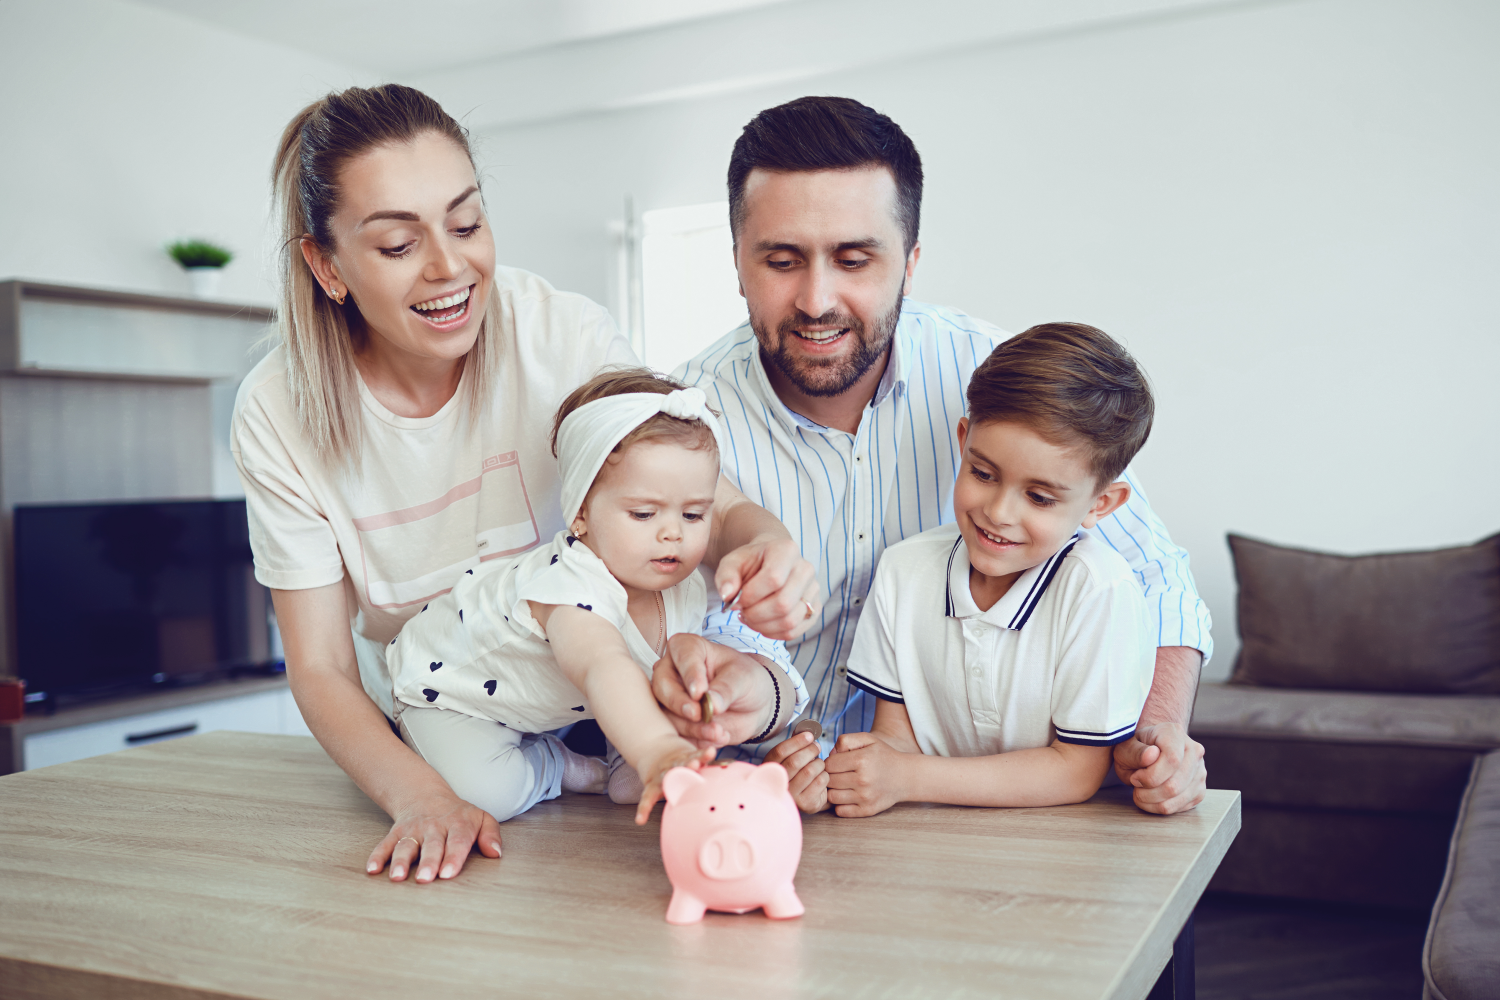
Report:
231,266,636,715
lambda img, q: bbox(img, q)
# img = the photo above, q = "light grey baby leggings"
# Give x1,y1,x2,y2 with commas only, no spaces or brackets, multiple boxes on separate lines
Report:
396,704,567,822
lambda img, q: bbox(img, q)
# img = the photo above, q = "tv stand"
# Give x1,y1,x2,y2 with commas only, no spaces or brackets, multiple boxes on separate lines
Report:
0,674,309,775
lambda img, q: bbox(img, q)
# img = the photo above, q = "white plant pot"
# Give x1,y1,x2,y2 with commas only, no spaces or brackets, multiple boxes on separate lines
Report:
185,266,224,299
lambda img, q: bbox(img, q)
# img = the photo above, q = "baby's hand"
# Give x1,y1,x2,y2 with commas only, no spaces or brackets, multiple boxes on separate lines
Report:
635,741,718,825
764,730,829,813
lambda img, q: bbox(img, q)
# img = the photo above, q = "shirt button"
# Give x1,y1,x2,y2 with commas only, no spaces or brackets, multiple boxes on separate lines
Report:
852,597,862,606
971,667,981,677
855,455,863,462
837,664,848,677
857,533,865,541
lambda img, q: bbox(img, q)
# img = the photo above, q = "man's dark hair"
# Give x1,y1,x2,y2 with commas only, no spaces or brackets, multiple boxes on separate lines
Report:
966,323,1155,488
727,96,923,254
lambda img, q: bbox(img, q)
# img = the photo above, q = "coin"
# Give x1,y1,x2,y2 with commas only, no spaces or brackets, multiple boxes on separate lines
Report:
700,690,714,725
792,718,822,740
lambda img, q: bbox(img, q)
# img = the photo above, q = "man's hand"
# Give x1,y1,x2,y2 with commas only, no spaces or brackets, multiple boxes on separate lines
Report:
1113,722,1206,815
764,730,828,813
715,537,820,641
824,732,909,818
651,634,777,746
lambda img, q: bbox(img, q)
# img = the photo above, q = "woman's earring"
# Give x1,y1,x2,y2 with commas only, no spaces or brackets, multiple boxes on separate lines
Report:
331,287,346,306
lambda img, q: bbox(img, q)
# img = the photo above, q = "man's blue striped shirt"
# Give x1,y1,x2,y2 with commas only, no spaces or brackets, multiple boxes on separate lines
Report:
677,299,1213,755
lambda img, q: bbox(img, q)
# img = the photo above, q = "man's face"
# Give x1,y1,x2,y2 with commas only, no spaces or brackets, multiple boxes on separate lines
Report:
734,166,919,398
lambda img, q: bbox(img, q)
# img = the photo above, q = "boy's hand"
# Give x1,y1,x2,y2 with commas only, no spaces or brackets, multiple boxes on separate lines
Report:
764,730,829,813
825,732,909,818
634,740,718,825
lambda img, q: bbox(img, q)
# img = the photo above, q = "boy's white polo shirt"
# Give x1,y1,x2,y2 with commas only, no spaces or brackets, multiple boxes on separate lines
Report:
846,523,1155,758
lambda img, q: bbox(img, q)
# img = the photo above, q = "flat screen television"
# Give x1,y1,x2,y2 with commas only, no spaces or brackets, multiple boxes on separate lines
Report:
13,498,281,706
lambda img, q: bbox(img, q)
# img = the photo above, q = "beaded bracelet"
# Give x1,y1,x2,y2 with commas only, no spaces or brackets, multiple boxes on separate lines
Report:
743,663,783,744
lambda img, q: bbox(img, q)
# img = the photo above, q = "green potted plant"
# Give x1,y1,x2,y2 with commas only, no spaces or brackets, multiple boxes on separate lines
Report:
167,239,233,299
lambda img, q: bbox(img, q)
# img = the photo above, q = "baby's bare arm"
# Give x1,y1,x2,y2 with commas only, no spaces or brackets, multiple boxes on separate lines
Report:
532,603,714,821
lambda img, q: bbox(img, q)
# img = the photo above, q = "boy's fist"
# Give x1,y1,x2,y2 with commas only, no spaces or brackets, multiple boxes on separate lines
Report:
764,730,829,813
825,732,907,818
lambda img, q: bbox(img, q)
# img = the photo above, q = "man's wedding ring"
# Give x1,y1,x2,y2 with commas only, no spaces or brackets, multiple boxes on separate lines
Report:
396,836,419,849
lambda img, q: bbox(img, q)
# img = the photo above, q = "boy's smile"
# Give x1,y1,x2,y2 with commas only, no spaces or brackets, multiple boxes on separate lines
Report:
953,418,1130,612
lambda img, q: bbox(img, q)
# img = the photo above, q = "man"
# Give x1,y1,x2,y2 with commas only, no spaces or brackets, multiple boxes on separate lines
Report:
654,96,1209,815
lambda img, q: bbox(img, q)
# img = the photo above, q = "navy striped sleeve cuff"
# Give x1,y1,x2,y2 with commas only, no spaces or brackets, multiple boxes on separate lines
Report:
1054,722,1137,747
846,669,904,705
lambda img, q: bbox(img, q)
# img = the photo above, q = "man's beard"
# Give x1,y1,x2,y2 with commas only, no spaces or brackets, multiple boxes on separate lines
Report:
753,287,904,399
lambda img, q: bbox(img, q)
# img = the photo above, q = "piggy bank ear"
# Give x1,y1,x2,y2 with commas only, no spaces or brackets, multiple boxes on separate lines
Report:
662,767,706,803
749,762,790,795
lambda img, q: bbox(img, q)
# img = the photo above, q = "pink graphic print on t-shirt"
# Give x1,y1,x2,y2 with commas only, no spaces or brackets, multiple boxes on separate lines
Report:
351,452,540,610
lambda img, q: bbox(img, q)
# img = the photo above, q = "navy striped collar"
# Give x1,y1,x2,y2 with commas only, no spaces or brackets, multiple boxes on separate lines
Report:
944,532,1082,630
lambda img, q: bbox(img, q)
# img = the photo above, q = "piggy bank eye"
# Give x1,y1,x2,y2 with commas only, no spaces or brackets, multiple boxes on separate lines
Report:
709,806,716,812
738,804,745,809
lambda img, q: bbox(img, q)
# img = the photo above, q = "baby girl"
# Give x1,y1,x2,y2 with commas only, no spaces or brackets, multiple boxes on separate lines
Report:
390,368,732,825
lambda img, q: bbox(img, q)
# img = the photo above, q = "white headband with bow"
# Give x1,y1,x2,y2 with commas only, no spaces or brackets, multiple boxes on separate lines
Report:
556,386,725,525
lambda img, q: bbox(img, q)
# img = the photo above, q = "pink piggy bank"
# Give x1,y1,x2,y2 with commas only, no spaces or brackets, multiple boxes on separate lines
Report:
659,761,805,925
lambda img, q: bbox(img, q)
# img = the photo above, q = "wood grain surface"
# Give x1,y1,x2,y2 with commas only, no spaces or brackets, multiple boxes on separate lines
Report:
0,732,1239,1000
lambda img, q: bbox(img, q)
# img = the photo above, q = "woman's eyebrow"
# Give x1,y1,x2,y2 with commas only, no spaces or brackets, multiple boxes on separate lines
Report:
358,186,480,227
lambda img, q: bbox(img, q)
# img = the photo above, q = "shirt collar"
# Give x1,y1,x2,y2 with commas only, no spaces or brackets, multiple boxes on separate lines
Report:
944,532,1083,631
746,299,915,435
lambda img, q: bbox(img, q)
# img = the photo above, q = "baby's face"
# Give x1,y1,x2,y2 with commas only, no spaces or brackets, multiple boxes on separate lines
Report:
574,439,719,596
953,418,1119,603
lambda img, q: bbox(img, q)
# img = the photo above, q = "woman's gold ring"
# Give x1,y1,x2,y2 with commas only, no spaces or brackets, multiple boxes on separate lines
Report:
803,600,816,621
396,836,419,849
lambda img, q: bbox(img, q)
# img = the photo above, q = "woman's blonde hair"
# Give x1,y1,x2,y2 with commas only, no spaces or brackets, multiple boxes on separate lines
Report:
271,83,502,465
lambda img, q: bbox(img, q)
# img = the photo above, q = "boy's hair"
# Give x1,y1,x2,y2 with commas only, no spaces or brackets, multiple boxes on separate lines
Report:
966,323,1154,488
550,367,719,460
727,96,924,255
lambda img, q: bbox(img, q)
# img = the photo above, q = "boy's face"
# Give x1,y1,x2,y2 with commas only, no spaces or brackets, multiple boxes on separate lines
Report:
572,440,719,597
953,418,1131,602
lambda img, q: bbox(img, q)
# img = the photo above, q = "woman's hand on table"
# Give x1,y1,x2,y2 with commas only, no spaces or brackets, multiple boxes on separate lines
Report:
715,537,821,641
368,794,502,883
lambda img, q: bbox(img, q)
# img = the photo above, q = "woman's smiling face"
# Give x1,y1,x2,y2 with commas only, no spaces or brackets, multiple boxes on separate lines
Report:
315,131,495,363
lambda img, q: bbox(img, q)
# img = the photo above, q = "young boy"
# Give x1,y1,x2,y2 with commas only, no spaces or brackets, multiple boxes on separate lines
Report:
776,322,1158,815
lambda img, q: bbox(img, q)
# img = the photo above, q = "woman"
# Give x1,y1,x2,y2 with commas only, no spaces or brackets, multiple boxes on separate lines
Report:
232,84,816,885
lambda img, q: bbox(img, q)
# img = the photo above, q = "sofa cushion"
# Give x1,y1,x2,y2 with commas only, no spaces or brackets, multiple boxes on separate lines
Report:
1192,683,1500,750
1227,532,1500,694
1424,750,1500,1000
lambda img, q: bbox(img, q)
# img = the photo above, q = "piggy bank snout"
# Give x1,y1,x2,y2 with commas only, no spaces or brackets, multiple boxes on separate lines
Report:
697,829,757,881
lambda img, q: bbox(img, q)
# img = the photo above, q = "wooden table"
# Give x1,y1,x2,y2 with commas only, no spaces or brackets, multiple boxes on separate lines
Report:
0,732,1238,1000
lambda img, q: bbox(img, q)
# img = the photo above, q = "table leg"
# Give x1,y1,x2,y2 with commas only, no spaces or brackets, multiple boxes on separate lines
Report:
1146,912,1195,1000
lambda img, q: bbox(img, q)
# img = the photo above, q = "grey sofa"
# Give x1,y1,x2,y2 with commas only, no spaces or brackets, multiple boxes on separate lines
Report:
1423,749,1500,1000
1191,683,1500,910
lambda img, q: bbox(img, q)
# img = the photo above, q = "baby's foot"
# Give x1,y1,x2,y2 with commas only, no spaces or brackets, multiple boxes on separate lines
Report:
559,743,608,795
606,743,645,804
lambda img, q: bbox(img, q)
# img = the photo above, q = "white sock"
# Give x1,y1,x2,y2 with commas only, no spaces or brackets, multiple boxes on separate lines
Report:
606,742,646,805
559,744,608,795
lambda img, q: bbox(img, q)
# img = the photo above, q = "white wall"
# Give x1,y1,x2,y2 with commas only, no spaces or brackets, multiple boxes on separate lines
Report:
458,0,1500,678
0,0,368,305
